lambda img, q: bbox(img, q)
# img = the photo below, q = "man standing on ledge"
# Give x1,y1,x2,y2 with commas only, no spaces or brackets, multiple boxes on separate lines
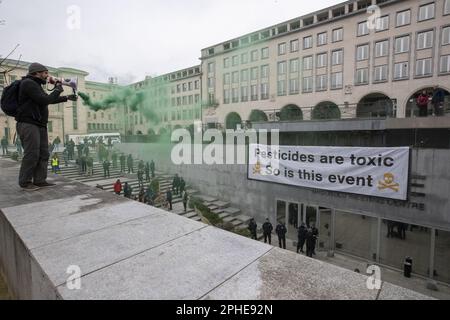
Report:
16,63,77,190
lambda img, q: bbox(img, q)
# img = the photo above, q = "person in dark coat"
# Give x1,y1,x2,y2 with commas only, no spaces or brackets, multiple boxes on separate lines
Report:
262,218,273,245
14,62,76,190
137,169,144,188
123,182,132,198
166,190,173,210
432,86,446,116
297,223,307,253
127,154,134,173
172,174,180,195
182,190,188,212
311,224,319,255
103,159,111,178
248,218,257,240
276,222,287,249
150,160,155,178
179,177,186,195
111,151,118,169
144,162,150,182
119,153,126,172
306,228,317,258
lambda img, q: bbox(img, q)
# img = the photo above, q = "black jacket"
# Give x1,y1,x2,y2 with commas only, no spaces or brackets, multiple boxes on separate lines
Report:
262,221,273,234
276,224,287,236
16,75,68,127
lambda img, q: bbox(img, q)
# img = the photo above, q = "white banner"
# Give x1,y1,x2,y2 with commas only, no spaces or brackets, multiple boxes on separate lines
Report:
248,144,410,200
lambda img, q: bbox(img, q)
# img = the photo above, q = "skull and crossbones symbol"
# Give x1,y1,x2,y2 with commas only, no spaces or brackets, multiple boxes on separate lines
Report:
378,173,400,192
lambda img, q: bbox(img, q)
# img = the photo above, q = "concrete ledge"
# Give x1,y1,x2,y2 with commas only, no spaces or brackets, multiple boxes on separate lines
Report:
0,158,434,300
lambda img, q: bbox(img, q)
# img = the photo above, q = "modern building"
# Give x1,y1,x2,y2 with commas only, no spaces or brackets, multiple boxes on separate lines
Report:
200,0,450,128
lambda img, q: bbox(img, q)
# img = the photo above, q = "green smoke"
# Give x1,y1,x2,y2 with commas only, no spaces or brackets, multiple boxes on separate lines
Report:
78,79,170,125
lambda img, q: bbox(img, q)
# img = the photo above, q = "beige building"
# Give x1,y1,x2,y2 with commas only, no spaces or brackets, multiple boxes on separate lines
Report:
200,0,450,128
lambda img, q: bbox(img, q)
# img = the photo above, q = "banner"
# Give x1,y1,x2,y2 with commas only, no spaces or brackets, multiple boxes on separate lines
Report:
248,144,410,200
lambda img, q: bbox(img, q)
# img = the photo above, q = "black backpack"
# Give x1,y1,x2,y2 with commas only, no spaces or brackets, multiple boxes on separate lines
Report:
0,80,21,117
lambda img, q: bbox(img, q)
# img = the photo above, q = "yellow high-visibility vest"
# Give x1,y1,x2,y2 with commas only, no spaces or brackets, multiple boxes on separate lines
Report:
52,158,59,166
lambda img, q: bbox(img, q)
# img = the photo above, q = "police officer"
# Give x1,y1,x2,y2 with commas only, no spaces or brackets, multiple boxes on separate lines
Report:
262,218,273,245
276,222,287,249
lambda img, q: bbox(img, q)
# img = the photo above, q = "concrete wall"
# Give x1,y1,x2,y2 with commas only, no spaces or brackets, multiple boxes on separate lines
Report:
116,143,450,231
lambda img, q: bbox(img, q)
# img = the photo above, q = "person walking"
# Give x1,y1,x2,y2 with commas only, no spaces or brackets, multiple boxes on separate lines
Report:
306,228,317,258
276,222,287,249
179,177,186,196
137,169,144,188
172,174,180,195
166,189,173,210
182,190,189,212
262,218,273,245
15,137,23,157
113,179,122,195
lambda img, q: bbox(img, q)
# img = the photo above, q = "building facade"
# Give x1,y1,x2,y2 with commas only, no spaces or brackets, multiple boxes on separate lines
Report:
200,0,450,127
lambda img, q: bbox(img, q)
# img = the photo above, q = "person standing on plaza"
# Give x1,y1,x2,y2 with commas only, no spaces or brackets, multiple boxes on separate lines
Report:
51,153,60,174
248,218,258,240
103,159,111,178
113,179,122,195
137,169,144,188
1,136,8,155
120,153,126,173
127,154,134,173
62,148,69,167
179,177,186,196
111,151,118,169
172,174,180,195
166,189,173,210
68,139,75,160
150,160,155,178
144,162,150,182
262,218,273,245
306,228,317,258
124,182,132,198
297,223,308,253
276,222,287,249
80,154,87,175
182,190,189,212
15,136,23,157
86,155,94,176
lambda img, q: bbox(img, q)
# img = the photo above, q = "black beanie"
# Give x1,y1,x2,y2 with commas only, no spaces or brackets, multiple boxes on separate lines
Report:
28,62,48,74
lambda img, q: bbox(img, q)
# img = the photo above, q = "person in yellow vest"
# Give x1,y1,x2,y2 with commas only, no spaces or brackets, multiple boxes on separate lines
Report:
51,153,60,174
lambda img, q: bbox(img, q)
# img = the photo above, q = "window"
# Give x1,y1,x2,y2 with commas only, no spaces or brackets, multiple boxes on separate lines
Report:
278,42,287,55
290,39,299,52
332,28,343,42
261,83,269,99
251,50,258,61
374,65,388,82
357,21,369,36
395,36,410,53
195,80,200,90
278,61,287,75
331,72,343,89
303,56,313,70
241,69,249,82
416,58,433,76
224,73,231,85
224,58,230,68
241,86,249,102
182,83,187,92
317,53,328,68
177,84,181,93
251,67,258,80
241,53,248,64
417,30,434,49
357,44,369,61
356,68,369,84
317,32,327,46
177,97,181,106
445,0,450,15
195,94,200,103
418,3,435,21
207,62,215,73
188,82,193,91
261,47,269,59
394,62,409,79
442,26,450,45
232,88,239,103
251,85,258,101
290,59,299,73
261,65,269,78
289,78,299,94
332,50,343,65
223,89,230,104
316,75,327,91
277,80,286,96
375,40,389,57
376,16,389,31
396,10,410,27
232,56,239,66
232,71,239,84
303,76,313,93
303,36,313,49
182,96,187,105
440,55,450,73
208,77,214,88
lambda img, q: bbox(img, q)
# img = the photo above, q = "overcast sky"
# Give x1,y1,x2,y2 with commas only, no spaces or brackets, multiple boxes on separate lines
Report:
0,0,341,84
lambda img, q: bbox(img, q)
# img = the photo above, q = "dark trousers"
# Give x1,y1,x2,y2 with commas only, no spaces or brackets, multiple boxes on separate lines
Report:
251,232,257,240
264,233,271,245
151,170,155,178
17,122,49,187
104,168,110,178
120,163,125,172
168,199,172,210
183,201,187,212
2,146,8,155
297,238,306,253
278,236,286,249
